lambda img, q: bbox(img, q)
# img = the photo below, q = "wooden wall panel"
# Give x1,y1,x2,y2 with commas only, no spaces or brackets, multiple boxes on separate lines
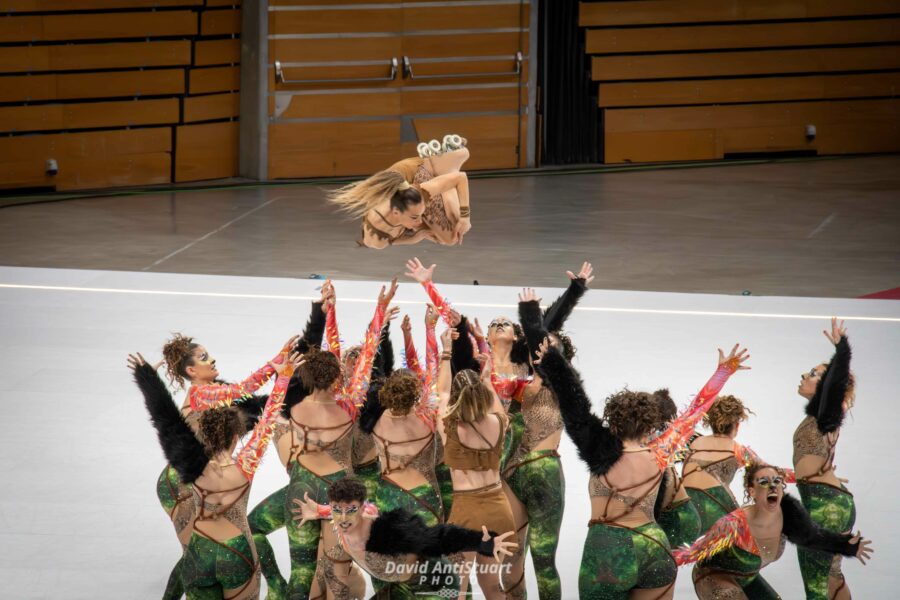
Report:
599,72,900,107
268,120,403,178
592,45,900,81
580,0,900,27
271,38,402,63
189,66,240,94
195,38,241,66
586,18,900,54
0,41,192,74
0,70,185,103
206,0,241,6
604,99,900,162
175,122,238,182
1,11,198,43
201,8,241,35
184,92,240,122
0,98,179,133
270,5,524,34
0,128,171,190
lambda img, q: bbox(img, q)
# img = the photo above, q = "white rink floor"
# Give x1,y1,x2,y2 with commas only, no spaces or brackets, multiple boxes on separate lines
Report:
1,266,898,599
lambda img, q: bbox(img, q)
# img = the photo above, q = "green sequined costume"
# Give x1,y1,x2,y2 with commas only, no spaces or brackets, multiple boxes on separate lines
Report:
500,409,526,472
504,448,565,600
248,484,289,599
658,497,702,550
797,482,856,600
182,532,258,600
580,522,676,599
355,457,383,502
375,478,443,527
157,464,192,600
687,486,738,535
692,543,781,599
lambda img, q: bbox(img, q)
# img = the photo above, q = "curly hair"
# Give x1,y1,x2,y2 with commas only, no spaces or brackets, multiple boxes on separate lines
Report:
328,476,368,504
552,331,577,361
703,395,754,435
162,333,198,388
447,369,493,423
378,369,420,415
648,389,676,431
198,407,244,456
299,348,342,391
743,462,787,501
603,389,664,440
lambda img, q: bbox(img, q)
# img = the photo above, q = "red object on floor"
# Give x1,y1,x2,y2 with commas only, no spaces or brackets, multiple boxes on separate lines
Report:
860,287,900,299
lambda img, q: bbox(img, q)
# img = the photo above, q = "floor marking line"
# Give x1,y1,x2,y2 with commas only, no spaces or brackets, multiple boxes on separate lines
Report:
808,212,837,239
1,283,898,323
141,196,287,271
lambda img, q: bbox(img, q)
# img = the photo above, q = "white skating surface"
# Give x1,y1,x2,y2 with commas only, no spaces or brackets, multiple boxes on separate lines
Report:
1,266,897,599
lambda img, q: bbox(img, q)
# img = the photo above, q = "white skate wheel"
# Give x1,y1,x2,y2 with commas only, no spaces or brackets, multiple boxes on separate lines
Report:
417,142,431,158
427,139,441,155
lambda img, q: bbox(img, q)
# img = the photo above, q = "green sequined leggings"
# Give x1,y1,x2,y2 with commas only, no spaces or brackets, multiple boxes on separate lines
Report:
157,464,191,600
658,497,702,549
797,481,856,600
375,478,443,527
182,532,257,599
248,484,288,599
504,448,565,600
579,522,676,599
435,462,454,518
686,485,738,535
355,458,382,500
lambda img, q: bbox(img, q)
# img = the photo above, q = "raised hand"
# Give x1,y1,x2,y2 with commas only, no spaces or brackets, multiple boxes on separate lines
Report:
472,317,485,341
454,217,471,246
291,492,323,528
127,352,148,372
320,280,335,309
518,287,541,303
385,305,401,323
823,317,847,346
717,344,751,371
446,308,462,327
401,314,413,334
275,352,303,376
378,278,399,308
440,327,458,350
281,335,300,354
483,527,519,563
533,338,551,365
425,304,439,328
850,533,873,564
566,261,595,286
404,257,435,284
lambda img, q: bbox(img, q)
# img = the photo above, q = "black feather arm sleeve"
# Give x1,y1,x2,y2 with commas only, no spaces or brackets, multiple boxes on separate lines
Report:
238,395,269,431
373,321,394,379
542,277,587,333
358,381,385,434
781,494,859,556
535,346,622,475
367,509,496,557
519,299,548,362
297,301,326,353
451,315,480,374
654,468,673,520
806,336,851,434
133,364,208,483
281,372,309,419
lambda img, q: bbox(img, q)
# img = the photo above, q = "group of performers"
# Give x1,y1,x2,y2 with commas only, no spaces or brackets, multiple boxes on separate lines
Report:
129,257,872,600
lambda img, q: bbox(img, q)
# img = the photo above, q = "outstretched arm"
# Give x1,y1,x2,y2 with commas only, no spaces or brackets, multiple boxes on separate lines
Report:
535,344,622,475
368,509,516,561
358,381,386,435
807,320,852,434
673,509,753,566
372,315,396,379
542,262,593,332
342,280,396,411
650,345,750,469
519,293,548,362
325,301,342,359
129,357,208,484
298,283,331,353
236,353,302,480
781,494,864,557
401,315,423,378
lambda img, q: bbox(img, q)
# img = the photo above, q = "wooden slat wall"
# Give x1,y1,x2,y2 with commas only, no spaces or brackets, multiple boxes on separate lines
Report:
0,1,242,191
580,0,900,163
268,1,531,179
